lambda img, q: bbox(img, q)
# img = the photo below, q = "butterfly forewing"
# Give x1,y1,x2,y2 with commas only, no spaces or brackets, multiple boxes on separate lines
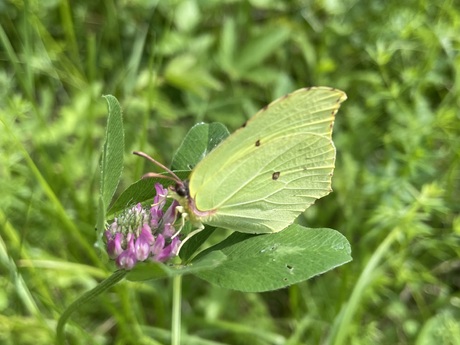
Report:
188,87,346,233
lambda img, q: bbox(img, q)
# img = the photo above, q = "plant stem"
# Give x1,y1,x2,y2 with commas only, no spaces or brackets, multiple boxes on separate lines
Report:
56,270,127,345
171,274,182,345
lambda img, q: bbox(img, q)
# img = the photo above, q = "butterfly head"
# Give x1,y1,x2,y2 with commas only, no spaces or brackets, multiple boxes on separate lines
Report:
173,180,190,198
133,150,216,225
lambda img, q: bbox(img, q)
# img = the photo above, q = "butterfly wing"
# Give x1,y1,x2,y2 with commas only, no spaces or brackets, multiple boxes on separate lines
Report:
188,87,347,233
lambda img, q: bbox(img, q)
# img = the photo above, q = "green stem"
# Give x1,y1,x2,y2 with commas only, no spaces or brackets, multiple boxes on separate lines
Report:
56,270,127,345
171,274,182,345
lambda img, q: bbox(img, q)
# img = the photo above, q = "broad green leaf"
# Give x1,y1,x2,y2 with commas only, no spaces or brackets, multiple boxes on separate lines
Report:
126,250,226,281
171,122,230,170
193,224,352,292
100,95,124,209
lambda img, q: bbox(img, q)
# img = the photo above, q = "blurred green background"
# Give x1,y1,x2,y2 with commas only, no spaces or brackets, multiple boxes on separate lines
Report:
1,0,459,344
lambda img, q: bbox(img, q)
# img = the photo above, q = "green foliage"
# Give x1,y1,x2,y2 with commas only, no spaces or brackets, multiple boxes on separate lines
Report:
194,225,351,292
100,117,351,293
1,0,459,344
96,95,124,251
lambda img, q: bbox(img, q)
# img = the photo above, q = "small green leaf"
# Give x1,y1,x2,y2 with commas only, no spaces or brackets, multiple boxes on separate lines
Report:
107,171,190,218
164,54,222,97
100,95,124,209
126,251,227,281
171,122,229,170
125,261,171,281
179,226,216,262
193,224,352,292
174,0,200,32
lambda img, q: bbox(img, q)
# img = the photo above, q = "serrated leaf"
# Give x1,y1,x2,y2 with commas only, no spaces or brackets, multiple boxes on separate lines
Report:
171,122,230,170
100,95,124,208
126,250,227,281
193,224,352,292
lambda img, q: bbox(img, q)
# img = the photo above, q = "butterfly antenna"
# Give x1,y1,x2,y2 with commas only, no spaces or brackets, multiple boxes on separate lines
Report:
133,151,183,185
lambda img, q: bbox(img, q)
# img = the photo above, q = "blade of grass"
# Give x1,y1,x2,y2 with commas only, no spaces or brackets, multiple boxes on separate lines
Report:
0,21,34,102
327,228,399,345
0,212,40,317
59,0,82,72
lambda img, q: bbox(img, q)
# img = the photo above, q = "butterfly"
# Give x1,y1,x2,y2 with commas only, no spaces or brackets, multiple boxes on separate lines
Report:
135,87,346,236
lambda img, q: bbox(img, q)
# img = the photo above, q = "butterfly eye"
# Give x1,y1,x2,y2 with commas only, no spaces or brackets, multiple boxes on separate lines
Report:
174,181,190,197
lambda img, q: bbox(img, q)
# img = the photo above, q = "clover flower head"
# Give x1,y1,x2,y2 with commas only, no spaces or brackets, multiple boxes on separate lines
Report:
105,183,181,270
